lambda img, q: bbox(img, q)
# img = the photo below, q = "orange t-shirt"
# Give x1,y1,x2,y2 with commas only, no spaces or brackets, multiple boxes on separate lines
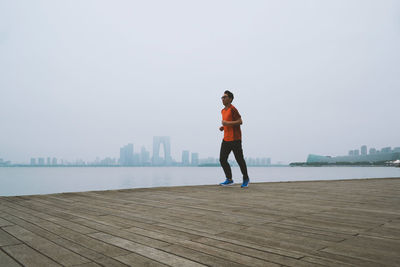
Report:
221,105,242,141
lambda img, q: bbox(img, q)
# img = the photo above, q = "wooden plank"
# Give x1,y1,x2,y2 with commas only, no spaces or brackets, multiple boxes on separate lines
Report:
3,225,91,266
89,232,205,267
343,235,400,253
244,224,347,242
3,244,60,267
93,257,130,267
279,217,365,235
2,200,98,234
321,243,400,266
0,206,131,258
159,244,245,267
236,227,336,249
266,222,354,240
71,262,101,267
0,249,21,267
1,211,61,241
215,230,325,254
155,222,305,259
0,228,21,247
1,212,107,261
299,255,355,267
114,252,168,267
190,237,319,267
175,239,280,267
363,225,400,240
0,217,13,227
69,217,171,249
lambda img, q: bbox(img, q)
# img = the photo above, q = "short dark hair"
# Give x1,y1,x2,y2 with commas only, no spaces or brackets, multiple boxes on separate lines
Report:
224,90,234,101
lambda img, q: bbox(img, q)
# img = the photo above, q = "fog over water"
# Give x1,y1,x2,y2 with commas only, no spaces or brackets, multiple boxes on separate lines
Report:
1,1,399,164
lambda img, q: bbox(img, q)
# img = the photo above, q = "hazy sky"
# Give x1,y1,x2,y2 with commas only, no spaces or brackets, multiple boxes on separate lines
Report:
1,0,399,164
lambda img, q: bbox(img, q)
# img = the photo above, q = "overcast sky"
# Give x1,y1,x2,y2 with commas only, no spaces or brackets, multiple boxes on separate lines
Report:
1,0,399,164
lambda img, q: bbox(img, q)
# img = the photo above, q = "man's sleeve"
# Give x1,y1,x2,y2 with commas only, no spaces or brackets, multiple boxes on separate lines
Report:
232,107,241,121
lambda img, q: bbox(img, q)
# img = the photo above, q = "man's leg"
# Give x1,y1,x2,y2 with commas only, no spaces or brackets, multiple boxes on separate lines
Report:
232,140,249,181
219,141,233,180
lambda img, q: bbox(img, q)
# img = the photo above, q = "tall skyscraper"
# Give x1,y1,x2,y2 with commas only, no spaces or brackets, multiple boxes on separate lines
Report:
191,153,199,166
361,145,367,156
47,157,51,165
141,146,150,165
52,157,58,165
30,158,36,165
182,150,190,166
120,144,134,166
38,158,45,165
152,136,172,165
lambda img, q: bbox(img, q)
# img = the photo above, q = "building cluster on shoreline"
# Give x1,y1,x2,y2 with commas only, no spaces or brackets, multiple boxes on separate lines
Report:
307,145,400,164
1,136,272,167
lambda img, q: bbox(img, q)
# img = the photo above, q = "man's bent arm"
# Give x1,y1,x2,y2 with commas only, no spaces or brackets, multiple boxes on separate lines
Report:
222,118,242,126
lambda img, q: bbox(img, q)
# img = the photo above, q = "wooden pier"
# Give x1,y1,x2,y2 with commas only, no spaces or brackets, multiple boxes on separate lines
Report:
1,178,400,266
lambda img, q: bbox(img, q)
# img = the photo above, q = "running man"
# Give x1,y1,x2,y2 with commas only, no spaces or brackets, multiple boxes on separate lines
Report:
219,90,250,188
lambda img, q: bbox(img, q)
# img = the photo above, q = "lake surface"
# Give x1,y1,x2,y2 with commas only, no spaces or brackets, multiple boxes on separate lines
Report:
1,166,399,196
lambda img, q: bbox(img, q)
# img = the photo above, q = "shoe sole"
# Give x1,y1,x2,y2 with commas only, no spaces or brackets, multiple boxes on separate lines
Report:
220,183,234,186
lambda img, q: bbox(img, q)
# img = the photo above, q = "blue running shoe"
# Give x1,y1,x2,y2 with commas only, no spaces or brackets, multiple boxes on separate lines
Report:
241,179,249,188
219,179,234,186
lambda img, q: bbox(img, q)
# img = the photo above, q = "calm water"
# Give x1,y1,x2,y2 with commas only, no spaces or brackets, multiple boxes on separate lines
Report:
0,166,399,196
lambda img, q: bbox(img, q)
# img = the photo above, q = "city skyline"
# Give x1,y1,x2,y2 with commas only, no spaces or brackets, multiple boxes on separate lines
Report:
0,135,273,166
307,145,400,164
2,141,399,167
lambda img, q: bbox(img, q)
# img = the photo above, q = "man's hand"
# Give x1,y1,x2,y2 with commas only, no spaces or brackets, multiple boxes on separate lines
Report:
219,126,224,131
222,120,230,126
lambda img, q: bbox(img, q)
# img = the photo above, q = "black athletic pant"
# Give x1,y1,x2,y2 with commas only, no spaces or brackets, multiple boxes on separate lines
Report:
219,140,249,181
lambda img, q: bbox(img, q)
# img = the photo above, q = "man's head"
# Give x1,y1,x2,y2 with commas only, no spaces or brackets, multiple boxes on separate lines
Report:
222,90,234,106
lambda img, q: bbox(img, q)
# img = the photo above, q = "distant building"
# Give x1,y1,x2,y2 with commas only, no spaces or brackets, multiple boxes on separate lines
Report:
369,148,377,155
348,150,354,156
74,159,85,166
191,153,199,166
38,158,45,165
47,157,51,165
381,147,392,153
394,147,400,153
141,146,150,165
30,158,36,165
52,157,58,165
361,145,367,156
261,157,271,166
120,144,134,166
354,150,360,156
199,157,217,165
0,159,11,166
100,157,116,165
133,153,141,165
152,136,172,165
182,150,190,166
245,157,271,166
